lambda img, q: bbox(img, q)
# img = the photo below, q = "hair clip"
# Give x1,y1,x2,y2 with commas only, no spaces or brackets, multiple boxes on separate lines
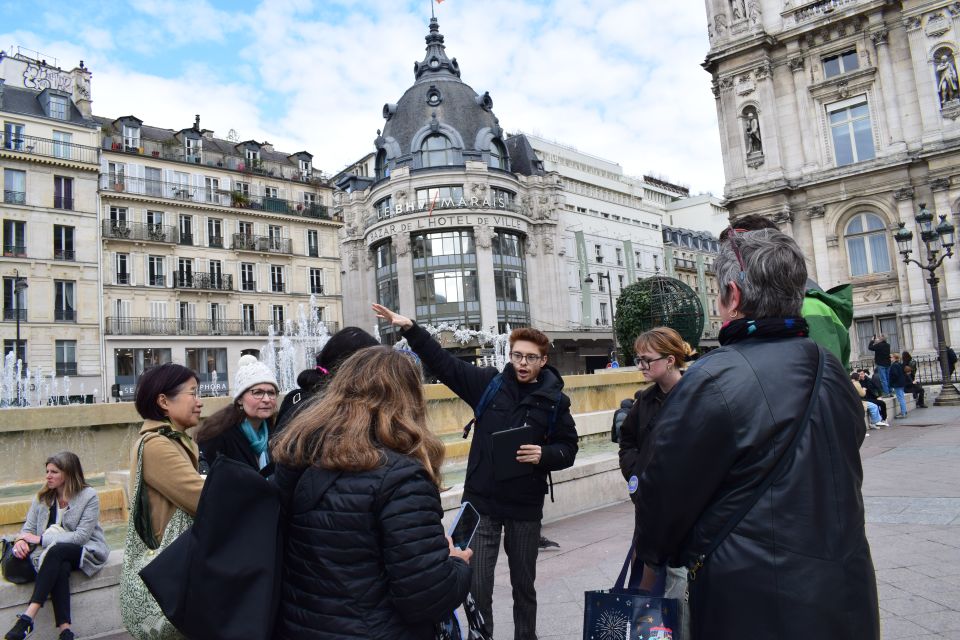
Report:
315,366,329,375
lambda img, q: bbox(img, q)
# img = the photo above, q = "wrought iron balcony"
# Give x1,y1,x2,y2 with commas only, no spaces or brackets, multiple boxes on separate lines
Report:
3,244,26,257
2,308,26,321
1,132,99,164
99,175,331,220
4,190,26,205
231,234,292,254
173,272,234,291
116,273,130,285
54,250,76,261
55,309,76,322
209,236,224,248
101,220,179,243
105,316,339,336
179,233,194,246
148,276,166,287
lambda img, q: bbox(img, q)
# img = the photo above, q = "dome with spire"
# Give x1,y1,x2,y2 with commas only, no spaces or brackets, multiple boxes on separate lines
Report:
375,18,510,177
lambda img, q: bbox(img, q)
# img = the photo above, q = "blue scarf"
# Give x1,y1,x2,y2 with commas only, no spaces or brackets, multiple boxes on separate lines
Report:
240,418,269,457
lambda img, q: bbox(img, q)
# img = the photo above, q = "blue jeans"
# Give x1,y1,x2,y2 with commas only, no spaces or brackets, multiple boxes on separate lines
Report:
866,401,882,424
893,387,907,416
877,365,890,394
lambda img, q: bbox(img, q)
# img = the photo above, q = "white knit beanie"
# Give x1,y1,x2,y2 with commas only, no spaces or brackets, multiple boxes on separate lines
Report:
233,354,279,401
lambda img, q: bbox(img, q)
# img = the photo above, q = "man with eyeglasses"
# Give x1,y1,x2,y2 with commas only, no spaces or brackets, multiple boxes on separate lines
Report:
372,304,578,640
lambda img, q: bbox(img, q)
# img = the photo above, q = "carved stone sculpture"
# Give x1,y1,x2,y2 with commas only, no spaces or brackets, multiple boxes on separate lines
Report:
474,225,492,250
745,110,762,154
937,53,959,105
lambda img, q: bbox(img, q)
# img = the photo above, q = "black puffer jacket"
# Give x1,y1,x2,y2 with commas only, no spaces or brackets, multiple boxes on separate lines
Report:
273,451,471,640
403,323,579,521
634,336,879,640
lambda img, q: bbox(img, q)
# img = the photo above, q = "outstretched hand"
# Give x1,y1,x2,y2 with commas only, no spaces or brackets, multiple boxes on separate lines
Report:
372,303,413,330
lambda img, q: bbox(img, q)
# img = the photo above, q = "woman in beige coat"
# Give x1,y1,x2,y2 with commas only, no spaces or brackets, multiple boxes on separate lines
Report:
130,363,205,544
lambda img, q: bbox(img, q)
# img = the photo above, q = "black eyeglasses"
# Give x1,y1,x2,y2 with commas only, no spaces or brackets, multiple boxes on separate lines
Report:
510,352,543,365
634,355,668,368
248,388,278,400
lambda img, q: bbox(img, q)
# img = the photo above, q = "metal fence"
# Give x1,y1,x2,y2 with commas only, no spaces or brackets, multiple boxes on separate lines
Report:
851,354,958,385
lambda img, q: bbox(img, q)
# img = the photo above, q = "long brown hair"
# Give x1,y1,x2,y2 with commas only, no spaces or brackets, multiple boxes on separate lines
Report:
37,451,88,506
272,346,445,486
634,327,696,367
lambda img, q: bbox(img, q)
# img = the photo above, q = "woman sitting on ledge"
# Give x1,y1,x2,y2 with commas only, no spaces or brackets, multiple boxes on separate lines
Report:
4,452,109,640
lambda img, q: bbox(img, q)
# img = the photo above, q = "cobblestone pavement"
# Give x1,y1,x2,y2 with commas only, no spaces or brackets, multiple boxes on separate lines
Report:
489,404,960,640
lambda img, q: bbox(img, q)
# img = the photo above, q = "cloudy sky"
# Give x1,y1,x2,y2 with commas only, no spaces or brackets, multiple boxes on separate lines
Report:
1,0,725,194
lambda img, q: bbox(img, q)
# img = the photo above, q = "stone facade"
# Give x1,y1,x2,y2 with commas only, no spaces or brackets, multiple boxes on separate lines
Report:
0,52,103,402
662,226,723,342
704,0,960,361
97,115,341,399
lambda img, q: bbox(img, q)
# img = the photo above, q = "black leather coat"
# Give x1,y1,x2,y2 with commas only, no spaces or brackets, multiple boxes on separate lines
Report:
403,323,579,521
273,450,471,640
633,336,879,639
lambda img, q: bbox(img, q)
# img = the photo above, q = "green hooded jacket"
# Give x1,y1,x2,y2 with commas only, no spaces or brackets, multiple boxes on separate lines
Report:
802,284,854,371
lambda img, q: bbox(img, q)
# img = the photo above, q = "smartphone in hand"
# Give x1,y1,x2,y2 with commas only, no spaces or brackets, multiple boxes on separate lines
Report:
449,501,481,550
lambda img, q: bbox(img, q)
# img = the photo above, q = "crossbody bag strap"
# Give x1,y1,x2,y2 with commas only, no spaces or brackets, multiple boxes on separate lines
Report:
688,346,825,581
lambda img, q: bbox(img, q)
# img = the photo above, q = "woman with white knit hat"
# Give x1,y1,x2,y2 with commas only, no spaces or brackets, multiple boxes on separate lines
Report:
195,354,280,473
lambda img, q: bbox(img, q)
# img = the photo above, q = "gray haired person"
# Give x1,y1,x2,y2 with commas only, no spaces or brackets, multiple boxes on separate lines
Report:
628,229,879,639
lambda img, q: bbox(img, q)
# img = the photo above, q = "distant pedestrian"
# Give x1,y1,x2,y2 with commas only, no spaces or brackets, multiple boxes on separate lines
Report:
948,346,957,378
196,354,279,473
903,364,926,409
869,334,892,394
633,229,879,639
273,327,379,436
889,353,908,418
858,370,886,421
852,372,888,429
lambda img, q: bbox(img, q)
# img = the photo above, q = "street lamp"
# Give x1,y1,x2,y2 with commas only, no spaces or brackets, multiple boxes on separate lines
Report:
584,271,617,364
12,269,28,406
893,203,960,406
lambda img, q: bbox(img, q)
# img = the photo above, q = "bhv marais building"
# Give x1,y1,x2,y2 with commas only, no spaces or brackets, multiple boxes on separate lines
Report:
337,19,725,372
703,0,960,361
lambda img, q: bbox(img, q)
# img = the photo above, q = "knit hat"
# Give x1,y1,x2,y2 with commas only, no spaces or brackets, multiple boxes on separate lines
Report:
233,354,279,401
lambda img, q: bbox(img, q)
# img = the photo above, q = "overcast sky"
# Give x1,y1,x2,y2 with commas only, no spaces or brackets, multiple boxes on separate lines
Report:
1,0,725,194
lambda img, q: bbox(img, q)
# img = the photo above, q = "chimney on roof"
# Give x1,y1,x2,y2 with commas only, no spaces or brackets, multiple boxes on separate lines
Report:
194,114,200,130
69,63,93,119
262,141,274,153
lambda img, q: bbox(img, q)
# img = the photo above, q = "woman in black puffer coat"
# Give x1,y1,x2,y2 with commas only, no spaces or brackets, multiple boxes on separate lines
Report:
271,346,472,640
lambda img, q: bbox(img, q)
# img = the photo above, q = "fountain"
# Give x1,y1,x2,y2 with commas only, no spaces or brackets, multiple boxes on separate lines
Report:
0,353,95,407
260,295,333,393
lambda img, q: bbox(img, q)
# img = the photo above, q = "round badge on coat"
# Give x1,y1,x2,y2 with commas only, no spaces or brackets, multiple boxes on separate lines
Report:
627,475,639,494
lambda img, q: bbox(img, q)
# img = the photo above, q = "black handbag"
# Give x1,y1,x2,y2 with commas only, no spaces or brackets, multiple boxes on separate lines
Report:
1,538,36,584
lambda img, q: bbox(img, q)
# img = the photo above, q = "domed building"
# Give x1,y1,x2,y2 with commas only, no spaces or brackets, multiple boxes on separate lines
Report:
337,18,567,345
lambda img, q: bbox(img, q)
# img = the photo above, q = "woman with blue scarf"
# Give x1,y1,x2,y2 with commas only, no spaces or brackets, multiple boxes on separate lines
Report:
196,354,280,474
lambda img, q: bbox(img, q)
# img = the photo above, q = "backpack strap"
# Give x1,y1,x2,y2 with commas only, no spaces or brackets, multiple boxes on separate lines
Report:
462,373,504,439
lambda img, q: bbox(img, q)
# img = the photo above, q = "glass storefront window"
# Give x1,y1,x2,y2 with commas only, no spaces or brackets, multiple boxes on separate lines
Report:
186,347,229,396
412,230,476,260
492,230,530,328
115,348,172,399
412,229,480,327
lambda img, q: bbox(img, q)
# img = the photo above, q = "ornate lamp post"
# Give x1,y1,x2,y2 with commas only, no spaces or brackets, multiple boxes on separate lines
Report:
584,271,617,364
12,269,28,406
893,203,960,406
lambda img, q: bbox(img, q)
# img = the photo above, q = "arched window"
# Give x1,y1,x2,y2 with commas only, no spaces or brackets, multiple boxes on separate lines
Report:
421,134,455,167
375,149,388,180
845,212,891,276
489,138,508,170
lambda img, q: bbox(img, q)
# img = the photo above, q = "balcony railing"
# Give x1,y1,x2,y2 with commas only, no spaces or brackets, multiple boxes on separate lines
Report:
179,233,194,246
2,308,26,321
148,275,166,287
231,234,292,254
209,236,224,248
116,273,130,285
53,196,73,210
1,132,99,164
101,220,179,243
4,190,26,205
3,244,26,256
56,363,78,376
54,309,76,322
673,258,697,270
54,250,76,261
174,272,234,291
105,316,340,336
99,175,332,220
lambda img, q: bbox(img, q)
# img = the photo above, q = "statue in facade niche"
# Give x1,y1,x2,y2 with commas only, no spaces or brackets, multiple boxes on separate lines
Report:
731,0,746,21
715,13,728,36
748,0,762,25
937,53,959,104
745,111,762,153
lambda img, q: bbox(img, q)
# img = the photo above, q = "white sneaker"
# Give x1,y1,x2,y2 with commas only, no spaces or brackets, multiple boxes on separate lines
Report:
875,421,889,427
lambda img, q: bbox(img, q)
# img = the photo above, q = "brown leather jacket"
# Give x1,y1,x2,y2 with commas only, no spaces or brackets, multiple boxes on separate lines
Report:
131,420,205,542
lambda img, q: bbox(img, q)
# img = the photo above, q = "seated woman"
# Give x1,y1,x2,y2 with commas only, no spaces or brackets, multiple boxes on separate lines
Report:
196,354,279,473
271,346,472,639
4,452,109,640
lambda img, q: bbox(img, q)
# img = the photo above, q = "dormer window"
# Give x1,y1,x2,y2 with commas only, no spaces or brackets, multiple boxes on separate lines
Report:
123,124,141,152
49,95,69,120
823,50,859,78
246,148,260,163
185,137,202,163
489,138,508,170
299,159,312,176
421,134,455,167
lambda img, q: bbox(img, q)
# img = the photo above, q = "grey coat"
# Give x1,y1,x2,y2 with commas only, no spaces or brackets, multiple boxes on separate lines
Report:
20,486,110,576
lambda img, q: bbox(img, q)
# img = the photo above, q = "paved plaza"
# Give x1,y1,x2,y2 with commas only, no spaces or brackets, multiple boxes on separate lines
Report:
489,404,960,640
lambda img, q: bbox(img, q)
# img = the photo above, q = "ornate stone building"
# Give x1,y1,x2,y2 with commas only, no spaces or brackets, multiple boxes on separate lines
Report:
704,0,960,360
1,50,102,401
97,115,341,398
337,19,723,371
662,226,723,342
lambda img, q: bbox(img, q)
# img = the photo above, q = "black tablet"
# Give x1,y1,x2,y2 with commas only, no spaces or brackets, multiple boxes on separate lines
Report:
491,425,537,480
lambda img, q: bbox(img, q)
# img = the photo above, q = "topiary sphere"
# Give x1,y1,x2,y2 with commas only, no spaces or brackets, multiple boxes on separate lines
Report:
614,276,705,355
